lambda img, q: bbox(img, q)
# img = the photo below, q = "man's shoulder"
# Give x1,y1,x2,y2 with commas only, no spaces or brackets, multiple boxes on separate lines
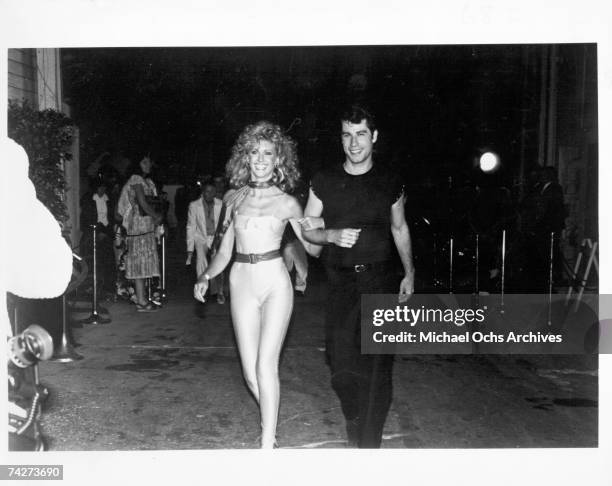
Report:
311,165,344,187
313,164,343,178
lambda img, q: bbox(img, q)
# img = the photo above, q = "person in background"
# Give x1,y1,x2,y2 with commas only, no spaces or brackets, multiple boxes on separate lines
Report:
533,166,567,289
119,156,162,312
213,174,227,200
81,180,116,296
212,174,231,299
186,181,225,304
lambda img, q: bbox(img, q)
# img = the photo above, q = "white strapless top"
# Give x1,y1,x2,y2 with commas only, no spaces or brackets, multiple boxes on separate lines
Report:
233,213,286,253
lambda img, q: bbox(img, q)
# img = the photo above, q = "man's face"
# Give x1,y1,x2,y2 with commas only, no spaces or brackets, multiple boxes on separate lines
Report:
203,185,216,203
96,185,106,197
213,178,225,197
341,119,378,166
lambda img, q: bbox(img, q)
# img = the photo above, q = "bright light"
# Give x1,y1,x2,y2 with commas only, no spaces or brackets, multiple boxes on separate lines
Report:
479,152,500,173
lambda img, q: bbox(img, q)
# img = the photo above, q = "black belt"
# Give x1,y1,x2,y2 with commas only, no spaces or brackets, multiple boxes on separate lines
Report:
332,261,389,273
235,250,282,264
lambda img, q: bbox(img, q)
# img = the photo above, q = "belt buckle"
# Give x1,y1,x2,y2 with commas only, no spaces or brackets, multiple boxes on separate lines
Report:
248,253,257,264
354,264,367,273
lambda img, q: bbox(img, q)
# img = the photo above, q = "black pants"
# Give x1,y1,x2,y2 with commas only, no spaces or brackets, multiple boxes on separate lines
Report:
324,264,396,448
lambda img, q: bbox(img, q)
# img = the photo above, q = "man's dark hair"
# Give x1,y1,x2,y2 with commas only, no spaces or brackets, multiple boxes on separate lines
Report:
340,104,377,133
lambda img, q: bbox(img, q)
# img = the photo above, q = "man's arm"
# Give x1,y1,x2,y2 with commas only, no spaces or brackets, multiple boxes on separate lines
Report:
390,194,415,301
301,188,361,249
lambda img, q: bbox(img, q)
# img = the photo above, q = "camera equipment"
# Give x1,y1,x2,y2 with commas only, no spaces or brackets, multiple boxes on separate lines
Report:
8,325,54,451
8,324,53,368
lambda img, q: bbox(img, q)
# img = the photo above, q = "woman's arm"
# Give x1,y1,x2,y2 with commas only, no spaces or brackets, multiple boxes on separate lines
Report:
193,221,235,302
286,196,321,257
201,221,235,280
134,183,161,224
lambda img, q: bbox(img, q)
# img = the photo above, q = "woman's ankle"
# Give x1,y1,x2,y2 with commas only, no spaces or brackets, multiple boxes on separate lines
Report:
260,436,277,449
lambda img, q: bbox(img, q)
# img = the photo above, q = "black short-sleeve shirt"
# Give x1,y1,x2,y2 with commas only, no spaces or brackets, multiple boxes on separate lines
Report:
311,164,402,267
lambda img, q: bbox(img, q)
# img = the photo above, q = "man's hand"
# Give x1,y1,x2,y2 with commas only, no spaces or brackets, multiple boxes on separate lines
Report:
327,228,361,248
193,279,209,303
398,273,414,303
186,251,193,266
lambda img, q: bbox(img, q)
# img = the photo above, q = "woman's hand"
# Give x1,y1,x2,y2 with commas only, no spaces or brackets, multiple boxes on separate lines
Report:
298,216,325,231
193,278,209,303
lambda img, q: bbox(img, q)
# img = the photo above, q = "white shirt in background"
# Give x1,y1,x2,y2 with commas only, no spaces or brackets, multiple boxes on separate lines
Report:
93,193,109,226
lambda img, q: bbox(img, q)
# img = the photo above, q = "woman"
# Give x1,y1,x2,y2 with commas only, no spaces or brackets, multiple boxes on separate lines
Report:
122,156,162,312
193,121,317,448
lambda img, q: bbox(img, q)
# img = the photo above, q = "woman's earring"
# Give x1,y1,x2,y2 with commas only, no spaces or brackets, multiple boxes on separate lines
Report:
275,166,285,185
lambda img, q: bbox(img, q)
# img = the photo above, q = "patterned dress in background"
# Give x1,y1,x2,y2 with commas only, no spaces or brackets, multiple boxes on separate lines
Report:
124,174,160,279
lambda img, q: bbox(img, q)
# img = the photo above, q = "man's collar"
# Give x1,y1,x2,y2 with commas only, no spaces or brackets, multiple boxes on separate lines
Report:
342,160,374,176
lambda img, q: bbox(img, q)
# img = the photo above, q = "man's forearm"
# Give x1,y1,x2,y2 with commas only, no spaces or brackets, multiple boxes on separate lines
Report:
302,228,330,245
392,224,415,276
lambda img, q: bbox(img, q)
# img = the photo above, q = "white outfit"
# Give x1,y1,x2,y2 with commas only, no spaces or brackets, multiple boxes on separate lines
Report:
93,193,109,226
186,197,223,287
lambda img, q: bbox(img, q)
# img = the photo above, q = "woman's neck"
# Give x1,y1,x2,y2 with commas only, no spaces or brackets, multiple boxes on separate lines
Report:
248,180,275,189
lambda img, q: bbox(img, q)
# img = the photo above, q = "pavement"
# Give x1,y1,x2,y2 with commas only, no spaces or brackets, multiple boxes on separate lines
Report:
36,240,598,450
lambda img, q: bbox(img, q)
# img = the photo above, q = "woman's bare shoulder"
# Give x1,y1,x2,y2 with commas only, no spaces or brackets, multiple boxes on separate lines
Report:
222,189,237,204
281,194,303,217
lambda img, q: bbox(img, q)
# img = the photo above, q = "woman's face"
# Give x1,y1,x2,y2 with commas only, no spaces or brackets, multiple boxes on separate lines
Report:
140,157,152,175
248,140,277,182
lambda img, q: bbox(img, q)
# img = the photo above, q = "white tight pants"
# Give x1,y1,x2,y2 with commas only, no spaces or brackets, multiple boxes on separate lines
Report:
229,258,293,446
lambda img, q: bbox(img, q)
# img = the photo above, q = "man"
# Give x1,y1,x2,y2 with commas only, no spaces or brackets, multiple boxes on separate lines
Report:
212,174,227,200
301,104,415,448
534,166,566,289
186,182,225,304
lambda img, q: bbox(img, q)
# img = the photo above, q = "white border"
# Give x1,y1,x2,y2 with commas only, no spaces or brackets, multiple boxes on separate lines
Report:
1,1,610,485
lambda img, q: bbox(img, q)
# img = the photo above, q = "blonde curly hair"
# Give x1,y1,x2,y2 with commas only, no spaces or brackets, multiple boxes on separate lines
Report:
225,121,300,192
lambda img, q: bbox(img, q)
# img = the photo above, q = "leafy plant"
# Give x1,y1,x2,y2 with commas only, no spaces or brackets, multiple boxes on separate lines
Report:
8,100,74,236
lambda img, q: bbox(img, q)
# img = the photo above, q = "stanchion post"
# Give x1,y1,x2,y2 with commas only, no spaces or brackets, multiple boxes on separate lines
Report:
51,294,83,362
547,231,555,326
161,232,167,300
500,229,506,314
80,224,111,325
475,233,479,295
449,236,454,294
